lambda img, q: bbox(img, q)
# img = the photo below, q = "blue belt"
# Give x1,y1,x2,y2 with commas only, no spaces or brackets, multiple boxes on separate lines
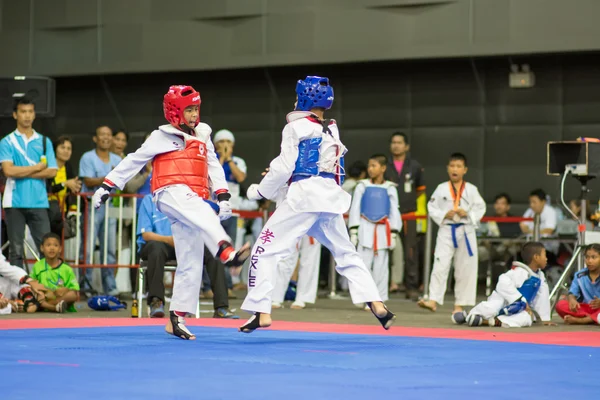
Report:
291,172,335,183
450,223,473,257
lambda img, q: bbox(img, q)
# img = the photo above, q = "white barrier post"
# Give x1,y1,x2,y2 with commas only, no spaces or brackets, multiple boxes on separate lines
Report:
422,215,433,299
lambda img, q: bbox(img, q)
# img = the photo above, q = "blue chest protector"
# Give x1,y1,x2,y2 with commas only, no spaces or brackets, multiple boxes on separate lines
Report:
293,137,322,177
360,186,391,223
519,275,541,304
498,273,541,316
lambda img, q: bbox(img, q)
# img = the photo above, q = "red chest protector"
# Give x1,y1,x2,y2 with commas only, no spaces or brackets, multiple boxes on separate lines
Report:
151,139,210,199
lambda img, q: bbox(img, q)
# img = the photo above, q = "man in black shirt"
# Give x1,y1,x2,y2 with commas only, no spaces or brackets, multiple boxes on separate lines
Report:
384,132,425,301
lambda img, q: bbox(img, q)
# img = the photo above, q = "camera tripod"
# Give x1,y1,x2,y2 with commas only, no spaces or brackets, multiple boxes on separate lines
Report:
548,170,598,314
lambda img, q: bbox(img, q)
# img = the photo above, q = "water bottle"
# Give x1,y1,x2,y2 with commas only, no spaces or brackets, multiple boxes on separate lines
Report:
131,299,138,318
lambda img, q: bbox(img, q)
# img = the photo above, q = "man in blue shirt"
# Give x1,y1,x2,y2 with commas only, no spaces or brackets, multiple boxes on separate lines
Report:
78,125,122,296
0,98,57,269
137,194,238,318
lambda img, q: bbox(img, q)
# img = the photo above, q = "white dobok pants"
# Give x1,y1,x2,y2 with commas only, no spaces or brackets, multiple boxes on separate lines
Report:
428,224,478,306
155,185,231,314
272,235,321,304
241,201,382,314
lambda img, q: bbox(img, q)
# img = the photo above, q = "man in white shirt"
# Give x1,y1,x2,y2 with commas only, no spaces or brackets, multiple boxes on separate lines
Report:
520,189,558,254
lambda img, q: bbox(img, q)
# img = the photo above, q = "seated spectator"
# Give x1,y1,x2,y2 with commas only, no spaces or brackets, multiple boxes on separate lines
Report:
342,160,367,195
29,232,79,313
486,193,521,238
47,136,81,238
568,199,594,230
555,244,600,325
137,195,237,318
520,189,558,258
0,253,46,314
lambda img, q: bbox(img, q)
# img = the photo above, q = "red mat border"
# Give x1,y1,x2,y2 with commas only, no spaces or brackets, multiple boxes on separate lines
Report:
1,318,598,347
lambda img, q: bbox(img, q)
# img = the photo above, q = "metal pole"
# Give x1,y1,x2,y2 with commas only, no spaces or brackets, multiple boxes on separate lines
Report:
328,252,336,297
89,202,96,266
423,215,433,298
549,245,582,316
103,201,109,266
533,214,541,241
578,188,587,271
131,197,137,266
118,195,123,268
75,195,81,266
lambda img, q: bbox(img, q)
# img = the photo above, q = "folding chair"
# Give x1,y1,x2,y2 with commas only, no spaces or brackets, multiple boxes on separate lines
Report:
137,260,200,318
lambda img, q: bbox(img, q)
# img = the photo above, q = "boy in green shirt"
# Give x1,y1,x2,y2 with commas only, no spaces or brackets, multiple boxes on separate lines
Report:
30,232,79,312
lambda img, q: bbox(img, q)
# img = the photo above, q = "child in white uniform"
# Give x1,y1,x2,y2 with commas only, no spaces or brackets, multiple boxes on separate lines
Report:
418,153,486,315
349,154,402,303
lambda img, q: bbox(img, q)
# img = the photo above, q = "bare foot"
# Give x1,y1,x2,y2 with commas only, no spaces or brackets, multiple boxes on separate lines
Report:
453,306,463,314
564,315,592,325
290,301,305,309
417,299,437,312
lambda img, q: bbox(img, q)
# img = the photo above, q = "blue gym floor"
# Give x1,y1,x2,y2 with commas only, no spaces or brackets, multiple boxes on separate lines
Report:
0,326,597,400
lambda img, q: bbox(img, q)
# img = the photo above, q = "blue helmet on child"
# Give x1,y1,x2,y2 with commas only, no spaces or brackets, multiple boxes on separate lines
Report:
295,76,334,111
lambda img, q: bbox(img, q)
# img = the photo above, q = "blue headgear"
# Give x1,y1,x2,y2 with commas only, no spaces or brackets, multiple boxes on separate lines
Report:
295,76,334,111
88,295,127,311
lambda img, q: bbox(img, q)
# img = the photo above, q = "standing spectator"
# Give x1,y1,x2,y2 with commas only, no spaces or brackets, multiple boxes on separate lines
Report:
0,98,57,268
214,129,247,294
111,130,129,158
78,126,121,296
384,132,425,301
47,136,81,237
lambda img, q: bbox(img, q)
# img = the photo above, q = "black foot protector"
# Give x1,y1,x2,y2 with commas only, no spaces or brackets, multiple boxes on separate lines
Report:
166,311,196,340
218,242,251,267
238,313,267,334
367,302,397,330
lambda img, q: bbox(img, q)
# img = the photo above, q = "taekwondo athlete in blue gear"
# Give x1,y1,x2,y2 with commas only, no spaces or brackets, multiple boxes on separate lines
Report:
240,76,396,333
348,155,402,304
458,242,552,328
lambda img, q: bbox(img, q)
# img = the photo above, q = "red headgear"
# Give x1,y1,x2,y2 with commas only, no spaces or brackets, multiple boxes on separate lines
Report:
163,85,201,130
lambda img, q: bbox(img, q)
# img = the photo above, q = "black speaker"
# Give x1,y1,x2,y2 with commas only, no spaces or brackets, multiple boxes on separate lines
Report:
547,141,600,177
0,76,56,117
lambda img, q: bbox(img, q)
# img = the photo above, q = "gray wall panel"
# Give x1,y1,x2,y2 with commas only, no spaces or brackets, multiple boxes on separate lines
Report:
4,0,600,76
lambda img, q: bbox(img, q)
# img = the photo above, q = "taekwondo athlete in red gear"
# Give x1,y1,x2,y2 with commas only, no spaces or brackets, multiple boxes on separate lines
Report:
92,85,250,340
240,76,397,333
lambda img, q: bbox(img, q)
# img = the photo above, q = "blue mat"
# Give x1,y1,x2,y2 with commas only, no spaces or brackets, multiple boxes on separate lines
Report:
0,326,596,400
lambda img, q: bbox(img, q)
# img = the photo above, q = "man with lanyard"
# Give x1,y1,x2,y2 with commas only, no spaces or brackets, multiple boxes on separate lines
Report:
384,132,425,301
0,98,57,269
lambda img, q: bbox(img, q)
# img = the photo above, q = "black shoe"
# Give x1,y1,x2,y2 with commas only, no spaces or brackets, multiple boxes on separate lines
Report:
149,298,165,318
213,307,240,319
